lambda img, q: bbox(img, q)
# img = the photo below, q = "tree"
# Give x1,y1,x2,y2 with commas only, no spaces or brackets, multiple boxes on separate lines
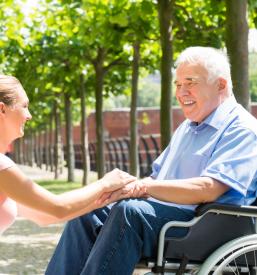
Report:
79,74,90,185
116,0,158,176
226,0,249,110
76,1,130,178
157,0,173,151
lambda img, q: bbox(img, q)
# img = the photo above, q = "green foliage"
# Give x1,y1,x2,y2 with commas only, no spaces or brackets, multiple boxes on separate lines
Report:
172,0,226,57
0,0,255,133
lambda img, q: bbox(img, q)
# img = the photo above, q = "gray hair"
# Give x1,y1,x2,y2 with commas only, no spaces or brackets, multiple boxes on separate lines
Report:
175,47,233,94
0,75,22,106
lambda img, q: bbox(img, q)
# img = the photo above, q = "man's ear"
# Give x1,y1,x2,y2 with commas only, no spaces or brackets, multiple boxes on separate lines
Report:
218,78,227,91
0,102,6,115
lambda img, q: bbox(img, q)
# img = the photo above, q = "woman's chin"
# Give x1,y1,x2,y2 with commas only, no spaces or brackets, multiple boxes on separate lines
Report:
17,130,24,138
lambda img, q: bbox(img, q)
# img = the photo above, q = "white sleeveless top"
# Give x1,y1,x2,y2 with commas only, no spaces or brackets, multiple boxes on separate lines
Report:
0,153,17,234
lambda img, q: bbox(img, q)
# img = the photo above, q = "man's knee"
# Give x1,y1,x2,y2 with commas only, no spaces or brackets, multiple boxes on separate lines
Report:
111,199,152,219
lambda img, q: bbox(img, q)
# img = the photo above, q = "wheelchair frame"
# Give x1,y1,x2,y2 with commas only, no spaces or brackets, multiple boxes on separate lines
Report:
136,202,257,275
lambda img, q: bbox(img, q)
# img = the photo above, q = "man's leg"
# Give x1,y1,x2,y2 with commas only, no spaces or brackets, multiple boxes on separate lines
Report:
45,207,111,275
81,199,194,275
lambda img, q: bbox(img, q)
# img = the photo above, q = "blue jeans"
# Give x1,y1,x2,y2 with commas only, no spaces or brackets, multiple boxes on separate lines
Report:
45,199,194,275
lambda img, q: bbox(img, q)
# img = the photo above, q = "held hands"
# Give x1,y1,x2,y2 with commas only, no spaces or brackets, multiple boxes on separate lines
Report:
100,168,136,193
96,177,150,207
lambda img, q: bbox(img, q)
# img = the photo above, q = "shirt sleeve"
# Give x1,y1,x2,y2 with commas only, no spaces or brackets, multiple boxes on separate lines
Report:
201,126,257,196
151,143,171,179
0,154,15,172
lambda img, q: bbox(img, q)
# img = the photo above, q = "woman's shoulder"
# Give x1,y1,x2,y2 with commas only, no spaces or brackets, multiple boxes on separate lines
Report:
0,153,15,171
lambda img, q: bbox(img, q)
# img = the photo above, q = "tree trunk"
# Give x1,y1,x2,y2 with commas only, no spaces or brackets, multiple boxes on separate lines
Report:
44,125,49,171
80,74,90,186
94,48,106,178
32,133,37,166
226,0,249,110
38,132,43,169
23,137,29,165
28,134,35,167
54,101,63,179
49,115,54,172
14,138,22,164
129,41,140,176
34,133,39,167
157,0,173,150
64,92,75,182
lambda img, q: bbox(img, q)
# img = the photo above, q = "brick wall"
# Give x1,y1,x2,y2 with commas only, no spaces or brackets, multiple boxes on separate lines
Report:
86,104,257,143
87,106,185,142
34,104,257,146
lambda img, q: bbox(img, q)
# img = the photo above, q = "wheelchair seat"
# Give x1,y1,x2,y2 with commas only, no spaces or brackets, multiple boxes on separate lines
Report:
164,204,255,262
137,202,257,274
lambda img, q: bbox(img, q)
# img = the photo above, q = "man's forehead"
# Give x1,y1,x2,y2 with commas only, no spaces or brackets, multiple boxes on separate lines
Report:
176,63,207,74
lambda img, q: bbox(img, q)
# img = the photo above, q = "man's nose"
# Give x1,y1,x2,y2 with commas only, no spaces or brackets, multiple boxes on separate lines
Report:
177,85,190,96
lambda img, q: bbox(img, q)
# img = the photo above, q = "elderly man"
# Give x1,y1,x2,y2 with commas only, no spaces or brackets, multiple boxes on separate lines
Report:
46,47,257,275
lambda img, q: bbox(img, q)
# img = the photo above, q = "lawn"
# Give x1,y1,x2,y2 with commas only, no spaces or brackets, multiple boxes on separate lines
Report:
37,180,82,194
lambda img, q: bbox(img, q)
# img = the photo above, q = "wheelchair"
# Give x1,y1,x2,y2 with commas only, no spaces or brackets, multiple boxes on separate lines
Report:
136,202,257,274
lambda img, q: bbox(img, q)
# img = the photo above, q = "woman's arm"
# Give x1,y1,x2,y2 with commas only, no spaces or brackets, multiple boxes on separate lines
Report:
0,166,135,223
17,185,135,226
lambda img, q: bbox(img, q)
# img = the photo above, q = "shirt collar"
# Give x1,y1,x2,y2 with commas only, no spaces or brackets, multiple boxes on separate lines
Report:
189,96,238,130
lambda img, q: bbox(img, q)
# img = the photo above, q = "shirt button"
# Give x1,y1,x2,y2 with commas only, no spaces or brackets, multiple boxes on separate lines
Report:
194,131,198,134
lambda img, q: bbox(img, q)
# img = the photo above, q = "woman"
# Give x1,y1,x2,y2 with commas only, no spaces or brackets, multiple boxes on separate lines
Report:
0,74,135,234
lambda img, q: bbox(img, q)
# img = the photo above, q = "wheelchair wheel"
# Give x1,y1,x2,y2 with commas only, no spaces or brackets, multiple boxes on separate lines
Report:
197,234,257,275
213,244,257,274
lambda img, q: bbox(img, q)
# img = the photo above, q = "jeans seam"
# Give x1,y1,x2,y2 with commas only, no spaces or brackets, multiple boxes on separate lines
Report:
79,243,93,275
98,220,127,274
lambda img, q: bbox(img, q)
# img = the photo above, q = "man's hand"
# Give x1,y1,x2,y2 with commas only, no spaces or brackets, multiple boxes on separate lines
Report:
95,179,149,207
100,169,136,193
125,180,148,198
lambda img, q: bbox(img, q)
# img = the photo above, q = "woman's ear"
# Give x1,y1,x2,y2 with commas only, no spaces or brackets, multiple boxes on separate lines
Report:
0,102,6,115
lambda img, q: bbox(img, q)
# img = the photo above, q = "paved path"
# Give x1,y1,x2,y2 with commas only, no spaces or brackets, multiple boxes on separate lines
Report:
0,165,66,275
0,166,148,275
0,218,63,275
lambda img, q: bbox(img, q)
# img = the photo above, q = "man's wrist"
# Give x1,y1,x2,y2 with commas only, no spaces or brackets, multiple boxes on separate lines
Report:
141,177,153,195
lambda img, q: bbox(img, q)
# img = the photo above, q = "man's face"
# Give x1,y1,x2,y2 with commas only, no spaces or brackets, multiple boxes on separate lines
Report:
175,63,224,123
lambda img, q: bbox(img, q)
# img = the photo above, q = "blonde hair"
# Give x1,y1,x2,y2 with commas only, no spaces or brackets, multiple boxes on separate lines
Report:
0,75,22,106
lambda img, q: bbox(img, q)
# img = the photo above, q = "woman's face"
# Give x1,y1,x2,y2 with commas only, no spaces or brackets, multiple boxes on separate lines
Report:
4,87,32,140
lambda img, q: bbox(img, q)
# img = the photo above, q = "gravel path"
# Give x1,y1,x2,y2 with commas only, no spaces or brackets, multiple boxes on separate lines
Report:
0,165,149,275
0,165,65,275
0,218,64,275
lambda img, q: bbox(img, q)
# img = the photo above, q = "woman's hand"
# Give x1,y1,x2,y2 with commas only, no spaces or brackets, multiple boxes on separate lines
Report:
100,168,136,193
95,179,149,207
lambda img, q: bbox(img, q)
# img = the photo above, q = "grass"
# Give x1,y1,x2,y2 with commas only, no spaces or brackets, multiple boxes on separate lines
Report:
37,180,82,194
36,172,98,194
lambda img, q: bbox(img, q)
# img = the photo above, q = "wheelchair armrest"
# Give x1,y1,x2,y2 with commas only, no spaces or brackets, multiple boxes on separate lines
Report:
196,202,257,218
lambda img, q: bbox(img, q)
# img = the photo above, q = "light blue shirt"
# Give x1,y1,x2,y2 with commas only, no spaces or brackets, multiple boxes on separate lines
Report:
150,97,257,210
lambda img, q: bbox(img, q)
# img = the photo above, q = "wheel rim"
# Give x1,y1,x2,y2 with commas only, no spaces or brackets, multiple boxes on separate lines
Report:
213,244,257,275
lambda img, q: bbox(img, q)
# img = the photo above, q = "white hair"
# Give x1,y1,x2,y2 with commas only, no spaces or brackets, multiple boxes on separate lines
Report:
175,46,233,94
